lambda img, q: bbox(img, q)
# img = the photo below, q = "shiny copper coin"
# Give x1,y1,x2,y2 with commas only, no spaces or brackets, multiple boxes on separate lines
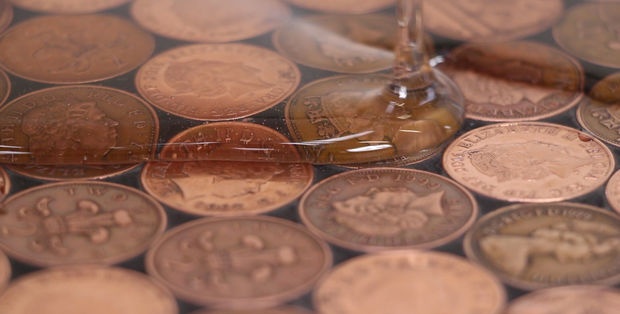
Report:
442,122,615,202
146,216,332,310
0,85,159,180
577,72,620,148
0,69,10,107
505,285,620,314
282,0,394,14
605,170,620,214
0,249,10,292
440,41,584,122
0,181,167,267
0,266,178,314
314,250,506,314
465,202,620,290
0,14,154,84
299,167,478,252
136,43,300,121
10,0,131,14
553,3,620,69
0,0,12,34
190,306,315,314
141,122,313,217
425,0,563,42
131,0,291,43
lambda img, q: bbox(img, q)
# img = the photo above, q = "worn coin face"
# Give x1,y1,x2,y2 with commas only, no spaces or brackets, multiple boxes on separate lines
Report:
141,122,313,217
131,0,291,43
314,250,506,314
605,170,620,214
0,0,12,34
465,202,620,290
10,0,131,13
505,285,620,314
553,3,620,69
190,306,315,314
425,0,563,42
442,122,615,203
0,14,154,84
576,72,620,148
299,168,478,252
440,41,583,122
136,44,300,121
0,249,10,292
146,216,332,310
0,181,167,267
0,266,178,314
0,85,159,180
282,0,394,14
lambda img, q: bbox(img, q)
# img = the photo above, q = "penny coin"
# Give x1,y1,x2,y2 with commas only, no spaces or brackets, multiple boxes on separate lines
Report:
0,249,10,292
0,166,10,201
141,122,313,217
425,0,563,42
282,0,394,14
190,306,315,314
145,216,332,310
0,181,167,267
464,202,620,290
313,250,506,314
576,72,620,148
505,285,620,314
0,85,159,181
605,170,620,213
0,266,178,314
131,0,291,43
442,122,615,203
0,14,155,84
0,0,12,34
553,3,620,69
10,0,131,14
299,167,478,252
440,41,584,122
0,69,10,107
136,43,300,121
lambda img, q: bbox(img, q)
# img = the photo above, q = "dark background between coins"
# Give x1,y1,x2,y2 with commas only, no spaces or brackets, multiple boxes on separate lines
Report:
1,0,619,313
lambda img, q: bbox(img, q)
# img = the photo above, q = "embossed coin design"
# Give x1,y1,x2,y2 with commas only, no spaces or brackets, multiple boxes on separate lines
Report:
505,285,620,314
0,249,10,292
131,0,291,43
10,0,131,13
0,181,167,267
0,14,154,84
577,72,620,148
299,168,478,252
440,41,583,122
313,250,506,314
0,85,159,180
282,0,394,14
0,266,178,314
136,44,300,121
605,170,620,214
146,216,332,310
553,3,620,69
142,122,313,217
465,202,620,290
442,122,615,203
190,306,315,314
0,0,12,34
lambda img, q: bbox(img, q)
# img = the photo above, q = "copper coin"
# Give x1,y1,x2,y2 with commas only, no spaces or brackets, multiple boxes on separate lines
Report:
0,181,167,267
440,41,584,122
464,202,620,290
576,72,620,148
0,166,10,201
553,3,620,69
425,0,563,42
136,43,300,121
141,122,313,217
282,0,394,14
0,14,154,84
131,0,291,43
10,0,131,14
605,170,620,214
0,85,159,180
0,69,10,107
0,249,10,292
313,250,506,314
190,306,314,314
0,266,178,314
505,285,620,314
0,0,12,34
299,167,478,252
145,216,332,310
442,122,615,203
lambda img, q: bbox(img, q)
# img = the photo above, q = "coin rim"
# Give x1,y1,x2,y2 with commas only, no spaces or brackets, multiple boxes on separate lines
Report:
575,72,620,148
282,0,394,14
9,0,132,14
505,285,620,313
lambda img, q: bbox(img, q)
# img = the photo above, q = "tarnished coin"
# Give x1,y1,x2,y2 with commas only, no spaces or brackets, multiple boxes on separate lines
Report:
314,250,506,314
0,266,178,314
0,14,154,84
190,306,314,314
0,85,159,180
442,122,615,203
0,69,10,107
0,0,12,34
0,181,167,267
505,285,620,314
141,122,313,217
131,0,291,43
299,168,478,252
425,0,563,42
605,170,620,214
553,3,620,69
576,72,620,148
0,249,10,292
10,0,131,14
282,0,394,14
464,202,620,290
146,216,332,310
440,41,583,122
136,44,300,121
